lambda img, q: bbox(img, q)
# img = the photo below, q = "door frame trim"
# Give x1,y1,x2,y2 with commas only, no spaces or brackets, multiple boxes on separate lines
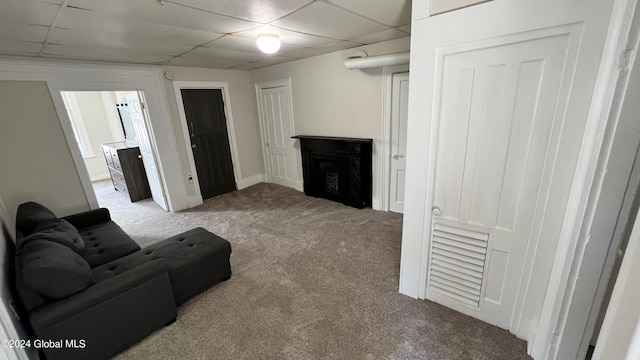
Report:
255,78,303,191
532,0,640,358
0,60,189,212
381,66,410,212
173,81,242,205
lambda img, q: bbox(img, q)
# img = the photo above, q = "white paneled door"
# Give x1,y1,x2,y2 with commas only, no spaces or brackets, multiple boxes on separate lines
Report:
423,27,578,329
258,84,297,189
126,92,168,211
389,72,409,213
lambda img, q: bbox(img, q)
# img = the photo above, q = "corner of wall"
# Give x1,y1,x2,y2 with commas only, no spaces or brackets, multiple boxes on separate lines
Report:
237,174,264,190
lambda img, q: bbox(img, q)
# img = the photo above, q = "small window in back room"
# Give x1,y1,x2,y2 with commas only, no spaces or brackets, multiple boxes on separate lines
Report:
61,92,94,158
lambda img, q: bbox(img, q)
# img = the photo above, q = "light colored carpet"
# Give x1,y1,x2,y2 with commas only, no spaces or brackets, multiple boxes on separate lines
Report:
93,180,531,360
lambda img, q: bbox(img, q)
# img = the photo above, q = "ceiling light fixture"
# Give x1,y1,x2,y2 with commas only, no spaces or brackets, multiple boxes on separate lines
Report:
256,34,281,54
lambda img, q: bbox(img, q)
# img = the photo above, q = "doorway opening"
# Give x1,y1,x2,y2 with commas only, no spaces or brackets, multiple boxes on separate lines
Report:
59,90,168,215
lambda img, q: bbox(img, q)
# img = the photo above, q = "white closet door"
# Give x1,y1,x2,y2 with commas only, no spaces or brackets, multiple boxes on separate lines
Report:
389,72,410,214
259,86,297,189
427,31,572,329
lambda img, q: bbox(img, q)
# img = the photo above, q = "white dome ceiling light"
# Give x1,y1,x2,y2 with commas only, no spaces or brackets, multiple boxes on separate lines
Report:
256,34,281,54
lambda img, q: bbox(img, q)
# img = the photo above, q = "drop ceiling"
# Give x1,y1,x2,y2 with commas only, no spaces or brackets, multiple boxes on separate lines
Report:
0,0,411,70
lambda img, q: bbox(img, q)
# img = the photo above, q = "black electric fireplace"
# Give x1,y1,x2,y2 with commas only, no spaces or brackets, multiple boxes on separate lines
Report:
292,135,372,209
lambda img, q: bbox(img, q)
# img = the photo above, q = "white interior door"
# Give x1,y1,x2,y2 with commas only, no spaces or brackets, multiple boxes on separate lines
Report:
389,72,409,214
126,92,168,210
258,85,297,189
427,33,570,329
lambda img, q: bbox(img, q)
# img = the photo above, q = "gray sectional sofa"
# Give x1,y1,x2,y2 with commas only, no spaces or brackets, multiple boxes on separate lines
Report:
14,202,232,360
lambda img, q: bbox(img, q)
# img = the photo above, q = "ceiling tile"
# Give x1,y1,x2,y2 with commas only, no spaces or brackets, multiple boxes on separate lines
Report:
238,55,295,70
56,8,223,47
397,24,411,33
0,1,60,26
230,63,263,71
167,47,265,68
43,43,175,63
206,36,278,55
350,28,408,45
205,33,309,56
48,28,196,54
308,40,364,52
0,22,49,42
272,2,388,40
327,0,411,27
237,26,337,47
37,0,64,5
66,0,257,34
174,0,313,23
280,41,362,59
205,34,268,53
0,39,42,55
0,0,411,69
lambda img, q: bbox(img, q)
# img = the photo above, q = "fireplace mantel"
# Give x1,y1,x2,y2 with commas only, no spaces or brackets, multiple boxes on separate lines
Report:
292,135,372,208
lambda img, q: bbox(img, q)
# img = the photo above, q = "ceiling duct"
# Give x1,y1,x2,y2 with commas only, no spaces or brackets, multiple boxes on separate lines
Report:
344,51,410,70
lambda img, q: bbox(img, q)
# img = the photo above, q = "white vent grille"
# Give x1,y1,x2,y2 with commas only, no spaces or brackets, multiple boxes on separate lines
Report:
428,222,489,307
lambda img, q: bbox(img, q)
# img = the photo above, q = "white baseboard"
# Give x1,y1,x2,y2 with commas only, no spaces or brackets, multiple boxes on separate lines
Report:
294,180,304,192
187,195,203,208
372,198,382,211
90,174,111,182
237,174,264,190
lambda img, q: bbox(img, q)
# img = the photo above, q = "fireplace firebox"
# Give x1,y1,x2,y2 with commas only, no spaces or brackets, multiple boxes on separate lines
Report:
292,135,372,209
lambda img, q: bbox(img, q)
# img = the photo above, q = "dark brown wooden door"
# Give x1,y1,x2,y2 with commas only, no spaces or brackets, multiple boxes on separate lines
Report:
181,89,236,200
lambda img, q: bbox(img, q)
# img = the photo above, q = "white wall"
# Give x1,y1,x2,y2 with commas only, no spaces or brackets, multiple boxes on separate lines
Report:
250,37,411,208
0,81,90,218
74,92,124,181
161,66,264,197
0,194,31,360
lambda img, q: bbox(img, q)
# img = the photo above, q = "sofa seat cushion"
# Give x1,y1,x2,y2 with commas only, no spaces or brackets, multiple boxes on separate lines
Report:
21,219,85,253
91,251,152,283
21,240,95,299
78,221,141,268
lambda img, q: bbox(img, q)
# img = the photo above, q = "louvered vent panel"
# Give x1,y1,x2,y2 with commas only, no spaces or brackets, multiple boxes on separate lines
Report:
429,222,489,307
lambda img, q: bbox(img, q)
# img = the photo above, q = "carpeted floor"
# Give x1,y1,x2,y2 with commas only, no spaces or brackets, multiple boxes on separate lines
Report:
93,180,532,360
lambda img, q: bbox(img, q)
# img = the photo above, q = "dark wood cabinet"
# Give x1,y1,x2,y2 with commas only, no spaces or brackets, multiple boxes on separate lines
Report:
102,142,151,202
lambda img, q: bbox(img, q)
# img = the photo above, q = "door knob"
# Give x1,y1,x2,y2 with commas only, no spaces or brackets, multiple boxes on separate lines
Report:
432,206,442,216
192,144,198,149
392,154,405,160
137,154,143,159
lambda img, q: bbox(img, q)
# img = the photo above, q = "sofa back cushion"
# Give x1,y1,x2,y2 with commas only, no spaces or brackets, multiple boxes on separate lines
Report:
21,219,85,253
21,240,95,299
15,202,57,235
